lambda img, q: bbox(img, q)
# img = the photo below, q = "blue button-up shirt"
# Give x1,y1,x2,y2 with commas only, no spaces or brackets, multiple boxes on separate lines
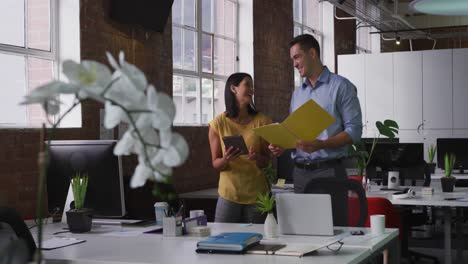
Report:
290,67,362,161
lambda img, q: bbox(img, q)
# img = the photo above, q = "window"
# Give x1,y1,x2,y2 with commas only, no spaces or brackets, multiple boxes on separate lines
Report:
293,0,323,88
172,0,238,125
0,0,57,127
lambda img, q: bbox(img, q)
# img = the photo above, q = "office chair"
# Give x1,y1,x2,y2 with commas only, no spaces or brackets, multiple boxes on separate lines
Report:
304,177,368,227
0,207,36,261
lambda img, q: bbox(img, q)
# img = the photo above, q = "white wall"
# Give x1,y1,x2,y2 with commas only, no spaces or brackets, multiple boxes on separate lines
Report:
322,2,335,72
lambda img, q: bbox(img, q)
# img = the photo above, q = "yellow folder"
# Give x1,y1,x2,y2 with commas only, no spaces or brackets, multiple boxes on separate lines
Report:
253,99,335,149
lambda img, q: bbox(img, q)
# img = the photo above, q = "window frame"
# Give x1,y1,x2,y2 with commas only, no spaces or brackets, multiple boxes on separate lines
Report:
172,0,239,126
0,0,59,128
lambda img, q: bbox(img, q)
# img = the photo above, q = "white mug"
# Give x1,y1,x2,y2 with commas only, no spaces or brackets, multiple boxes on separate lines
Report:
370,214,385,236
388,171,400,189
189,210,205,218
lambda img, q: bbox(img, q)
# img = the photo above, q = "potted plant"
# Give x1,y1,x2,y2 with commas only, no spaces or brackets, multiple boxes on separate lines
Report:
256,192,277,239
441,153,456,192
66,172,92,233
427,144,437,174
262,162,278,188
349,120,399,184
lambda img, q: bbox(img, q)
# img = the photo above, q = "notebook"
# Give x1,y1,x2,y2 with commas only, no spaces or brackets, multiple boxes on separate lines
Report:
196,232,262,252
276,193,334,236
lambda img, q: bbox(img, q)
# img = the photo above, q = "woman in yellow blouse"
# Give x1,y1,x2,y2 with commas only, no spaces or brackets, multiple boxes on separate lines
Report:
208,72,272,223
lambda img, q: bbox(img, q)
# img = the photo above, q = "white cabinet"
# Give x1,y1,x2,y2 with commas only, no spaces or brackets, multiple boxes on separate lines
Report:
338,54,367,132
422,50,453,129
394,51,423,130
365,53,394,133
453,48,468,129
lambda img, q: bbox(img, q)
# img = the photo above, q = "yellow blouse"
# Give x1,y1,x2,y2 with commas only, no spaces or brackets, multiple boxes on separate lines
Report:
209,112,272,204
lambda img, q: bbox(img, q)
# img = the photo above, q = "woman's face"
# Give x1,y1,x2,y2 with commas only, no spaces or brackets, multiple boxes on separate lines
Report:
232,77,254,106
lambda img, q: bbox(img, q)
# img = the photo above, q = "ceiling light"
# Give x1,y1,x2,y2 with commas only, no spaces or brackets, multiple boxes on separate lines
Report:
410,0,468,16
395,36,401,45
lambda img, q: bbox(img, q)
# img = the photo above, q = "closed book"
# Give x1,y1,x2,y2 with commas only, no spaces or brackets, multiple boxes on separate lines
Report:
196,232,263,252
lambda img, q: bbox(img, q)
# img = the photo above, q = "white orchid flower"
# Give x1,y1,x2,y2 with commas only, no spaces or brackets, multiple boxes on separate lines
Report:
113,131,135,155
130,163,153,188
163,133,189,167
153,163,172,182
106,51,147,91
104,101,126,129
147,86,175,130
62,60,112,88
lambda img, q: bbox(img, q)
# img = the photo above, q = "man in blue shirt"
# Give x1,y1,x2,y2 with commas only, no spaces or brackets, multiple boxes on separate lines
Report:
269,34,362,193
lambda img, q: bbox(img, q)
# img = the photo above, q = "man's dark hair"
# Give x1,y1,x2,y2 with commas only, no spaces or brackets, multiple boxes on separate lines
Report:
224,72,257,118
288,34,321,58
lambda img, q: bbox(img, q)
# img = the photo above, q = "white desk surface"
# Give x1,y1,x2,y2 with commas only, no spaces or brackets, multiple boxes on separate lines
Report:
179,185,294,200
39,222,398,264
367,185,468,207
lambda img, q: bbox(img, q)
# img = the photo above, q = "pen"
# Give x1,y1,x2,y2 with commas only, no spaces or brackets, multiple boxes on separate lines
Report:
176,205,184,217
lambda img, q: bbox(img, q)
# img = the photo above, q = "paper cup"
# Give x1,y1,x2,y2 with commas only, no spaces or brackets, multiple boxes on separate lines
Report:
370,214,385,236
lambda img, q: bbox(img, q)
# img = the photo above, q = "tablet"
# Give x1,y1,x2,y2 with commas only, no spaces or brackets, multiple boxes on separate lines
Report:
222,135,249,155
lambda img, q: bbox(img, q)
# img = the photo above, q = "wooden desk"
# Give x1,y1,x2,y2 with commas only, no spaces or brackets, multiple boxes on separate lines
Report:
39,222,399,264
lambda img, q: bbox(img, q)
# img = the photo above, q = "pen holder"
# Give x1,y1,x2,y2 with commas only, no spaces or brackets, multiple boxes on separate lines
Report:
163,216,183,237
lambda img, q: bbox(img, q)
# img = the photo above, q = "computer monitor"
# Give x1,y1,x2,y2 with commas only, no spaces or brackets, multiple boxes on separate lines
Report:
46,140,125,218
437,138,468,174
366,142,425,181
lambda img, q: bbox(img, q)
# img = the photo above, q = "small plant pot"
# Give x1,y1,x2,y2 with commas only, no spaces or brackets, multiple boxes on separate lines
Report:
427,163,436,174
66,209,92,233
441,177,456,193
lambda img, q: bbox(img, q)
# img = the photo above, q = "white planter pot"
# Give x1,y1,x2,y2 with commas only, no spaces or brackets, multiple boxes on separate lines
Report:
264,213,278,239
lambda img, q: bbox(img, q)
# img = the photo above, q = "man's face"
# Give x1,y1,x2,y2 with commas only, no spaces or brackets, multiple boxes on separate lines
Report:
290,43,316,78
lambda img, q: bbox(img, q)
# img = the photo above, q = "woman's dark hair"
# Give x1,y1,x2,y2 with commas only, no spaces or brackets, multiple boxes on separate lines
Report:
224,72,257,118
288,34,321,59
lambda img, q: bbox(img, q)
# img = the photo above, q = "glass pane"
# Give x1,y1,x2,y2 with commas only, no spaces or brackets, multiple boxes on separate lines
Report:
213,0,224,35
224,0,235,38
202,0,212,32
202,33,213,73
201,78,213,124
0,52,27,125
182,29,197,71
183,0,196,28
304,0,320,30
0,0,25,47
214,80,225,117
224,40,235,75
172,0,183,25
27,57,54,126
173,75,200,124
172,26,182,69
27,0,51,51
294,25,301,37
213,37,224,75
293,0,301,23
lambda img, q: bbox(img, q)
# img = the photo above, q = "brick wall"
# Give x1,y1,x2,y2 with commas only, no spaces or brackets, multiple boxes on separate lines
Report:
253,0,294,122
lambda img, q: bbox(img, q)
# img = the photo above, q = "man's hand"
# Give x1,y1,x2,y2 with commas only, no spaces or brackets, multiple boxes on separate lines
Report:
268,144,284,157
296,140,324,153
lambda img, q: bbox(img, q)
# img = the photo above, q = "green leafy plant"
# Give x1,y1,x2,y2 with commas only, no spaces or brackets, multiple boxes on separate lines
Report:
428,144,436,164
256,192,275,214
262,162,277,186
444,153,456,178
349,119,399,177
70,172,89,210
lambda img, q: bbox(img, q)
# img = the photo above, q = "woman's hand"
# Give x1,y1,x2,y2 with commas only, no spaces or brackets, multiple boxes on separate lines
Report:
268,144,284,157
223,146,242,164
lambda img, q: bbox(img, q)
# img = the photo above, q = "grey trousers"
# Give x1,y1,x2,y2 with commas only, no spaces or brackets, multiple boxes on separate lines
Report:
214,197,265,224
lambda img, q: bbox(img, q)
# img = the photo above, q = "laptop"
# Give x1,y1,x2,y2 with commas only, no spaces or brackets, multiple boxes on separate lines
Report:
276,193,334,236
